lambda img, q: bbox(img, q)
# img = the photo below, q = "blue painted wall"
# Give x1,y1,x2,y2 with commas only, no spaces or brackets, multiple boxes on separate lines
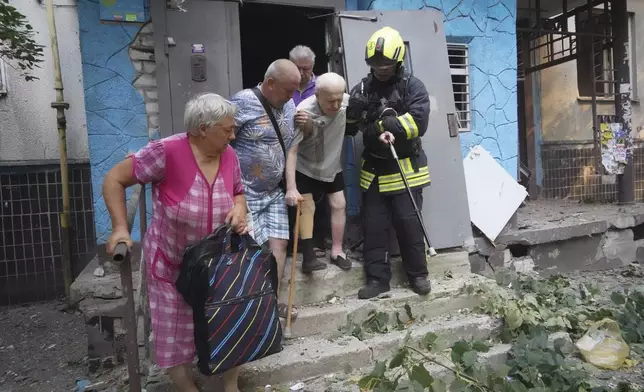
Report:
79,0,517,244
78,0,150,245
351,0,519,177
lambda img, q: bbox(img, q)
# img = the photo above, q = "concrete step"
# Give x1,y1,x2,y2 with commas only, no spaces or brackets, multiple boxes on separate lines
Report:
286,342,512,392
277,251,471,306
238,313,501,389
283,274,483,339
284,333,578,391
143,313,500,392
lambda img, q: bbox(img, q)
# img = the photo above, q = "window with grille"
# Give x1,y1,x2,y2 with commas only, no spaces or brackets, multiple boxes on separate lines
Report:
575,9,637,100
448,44,470,132
575,8,613,98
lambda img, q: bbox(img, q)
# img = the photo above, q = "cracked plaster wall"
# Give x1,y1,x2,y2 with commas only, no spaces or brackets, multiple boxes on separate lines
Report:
539,2,644,142
354,0,519,176
0,0,88,163
78,0,153,244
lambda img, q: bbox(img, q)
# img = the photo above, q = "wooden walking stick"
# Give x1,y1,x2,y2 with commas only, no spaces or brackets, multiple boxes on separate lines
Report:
283,201,301,339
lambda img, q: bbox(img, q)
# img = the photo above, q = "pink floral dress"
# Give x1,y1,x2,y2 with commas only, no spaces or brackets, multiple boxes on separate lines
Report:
131,133,243,369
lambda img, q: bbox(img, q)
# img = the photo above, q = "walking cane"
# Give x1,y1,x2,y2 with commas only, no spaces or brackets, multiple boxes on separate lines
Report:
283,201,301,339
388,143,438,257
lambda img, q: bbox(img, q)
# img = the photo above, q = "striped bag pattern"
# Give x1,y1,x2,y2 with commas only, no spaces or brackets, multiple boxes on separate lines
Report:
183,226,282,376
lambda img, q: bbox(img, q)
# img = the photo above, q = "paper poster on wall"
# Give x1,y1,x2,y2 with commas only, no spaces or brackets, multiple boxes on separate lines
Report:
99,0,147,23
598,114,632,175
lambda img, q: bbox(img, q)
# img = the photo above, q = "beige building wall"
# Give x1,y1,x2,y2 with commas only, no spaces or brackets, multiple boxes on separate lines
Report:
0,0,88,162
538,1,644,142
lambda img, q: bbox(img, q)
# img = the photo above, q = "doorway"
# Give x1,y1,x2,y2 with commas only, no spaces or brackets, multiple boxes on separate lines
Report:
238,2,331,88
239,2,335,250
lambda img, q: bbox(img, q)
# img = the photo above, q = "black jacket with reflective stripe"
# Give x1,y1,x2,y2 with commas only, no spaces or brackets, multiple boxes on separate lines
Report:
347,70,430,159
347,69,432,193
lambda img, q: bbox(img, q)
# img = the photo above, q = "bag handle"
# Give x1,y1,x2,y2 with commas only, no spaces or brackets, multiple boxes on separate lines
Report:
220,224,261,254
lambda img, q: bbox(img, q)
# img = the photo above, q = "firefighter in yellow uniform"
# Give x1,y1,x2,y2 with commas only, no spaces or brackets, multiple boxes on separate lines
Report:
346,26,432,299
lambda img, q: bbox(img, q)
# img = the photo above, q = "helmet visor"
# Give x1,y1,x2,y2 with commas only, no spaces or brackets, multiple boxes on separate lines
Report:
366,56,397,68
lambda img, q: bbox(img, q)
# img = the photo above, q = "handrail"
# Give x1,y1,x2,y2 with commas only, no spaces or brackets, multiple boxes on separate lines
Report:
111,184,143,392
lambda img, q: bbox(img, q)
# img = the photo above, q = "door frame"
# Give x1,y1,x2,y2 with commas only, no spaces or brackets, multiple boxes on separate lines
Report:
152,0,345,138
150,0,172,138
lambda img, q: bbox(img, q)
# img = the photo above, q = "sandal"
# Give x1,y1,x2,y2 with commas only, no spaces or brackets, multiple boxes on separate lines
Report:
278,303,298,321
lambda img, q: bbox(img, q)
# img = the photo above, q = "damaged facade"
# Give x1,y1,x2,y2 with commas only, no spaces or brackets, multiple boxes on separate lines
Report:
518,0,644,203
469,201,644,277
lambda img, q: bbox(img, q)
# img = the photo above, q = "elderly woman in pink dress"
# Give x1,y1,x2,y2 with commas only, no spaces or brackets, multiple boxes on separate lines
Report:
102,93,247,392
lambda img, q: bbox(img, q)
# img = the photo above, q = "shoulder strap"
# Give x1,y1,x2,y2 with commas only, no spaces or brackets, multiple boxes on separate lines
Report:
399,74,410,99
251,87,286,158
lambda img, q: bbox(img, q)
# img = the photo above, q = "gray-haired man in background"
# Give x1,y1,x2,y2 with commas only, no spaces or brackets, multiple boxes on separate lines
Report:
290,45,317,106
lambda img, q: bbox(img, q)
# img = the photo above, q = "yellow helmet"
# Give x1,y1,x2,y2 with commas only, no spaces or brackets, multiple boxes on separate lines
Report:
365,26,405,67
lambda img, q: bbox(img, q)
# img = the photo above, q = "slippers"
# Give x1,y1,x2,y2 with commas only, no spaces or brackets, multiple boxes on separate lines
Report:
331,254,352,270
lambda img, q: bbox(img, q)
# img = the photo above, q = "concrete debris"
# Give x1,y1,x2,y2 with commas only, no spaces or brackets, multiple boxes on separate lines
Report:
290,382,305,390
510,257,535,273
93,266,105,277
466,201,644,276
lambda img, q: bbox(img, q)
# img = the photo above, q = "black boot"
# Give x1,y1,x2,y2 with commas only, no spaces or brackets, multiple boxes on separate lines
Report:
358,280,391,299
410,277,431,295
301,239,327,274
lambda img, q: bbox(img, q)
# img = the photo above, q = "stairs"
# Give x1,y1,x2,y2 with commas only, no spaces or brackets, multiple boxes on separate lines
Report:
144,250,506,391
276,250,472,306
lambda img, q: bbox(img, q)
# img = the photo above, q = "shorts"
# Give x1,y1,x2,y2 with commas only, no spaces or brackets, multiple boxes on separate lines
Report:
295,171,345,199
246,188,290,246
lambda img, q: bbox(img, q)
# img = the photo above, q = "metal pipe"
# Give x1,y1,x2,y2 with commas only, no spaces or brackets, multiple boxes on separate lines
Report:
613,0,634,203
516,27,613,38
526,54,578,73
45,0,73,299
587,0,601,174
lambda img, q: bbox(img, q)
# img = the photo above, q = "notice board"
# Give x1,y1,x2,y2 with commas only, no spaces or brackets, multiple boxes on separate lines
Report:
99,0,148,23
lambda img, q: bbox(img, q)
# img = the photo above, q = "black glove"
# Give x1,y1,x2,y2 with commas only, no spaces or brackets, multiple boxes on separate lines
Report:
380,116,398,133
347,92,369,122
345,122,359,137
364,120,383,139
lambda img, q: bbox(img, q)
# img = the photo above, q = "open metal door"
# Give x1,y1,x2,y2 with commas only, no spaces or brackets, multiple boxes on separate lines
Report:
338,10,472,250
152,0,242,137
153,0,346,137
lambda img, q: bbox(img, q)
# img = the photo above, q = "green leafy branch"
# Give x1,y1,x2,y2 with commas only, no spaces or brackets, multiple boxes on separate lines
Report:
358,332,494,392
354,270,644,392
357,328,639,392
345,305,418,341
0,0,44,81
468,271,615,342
